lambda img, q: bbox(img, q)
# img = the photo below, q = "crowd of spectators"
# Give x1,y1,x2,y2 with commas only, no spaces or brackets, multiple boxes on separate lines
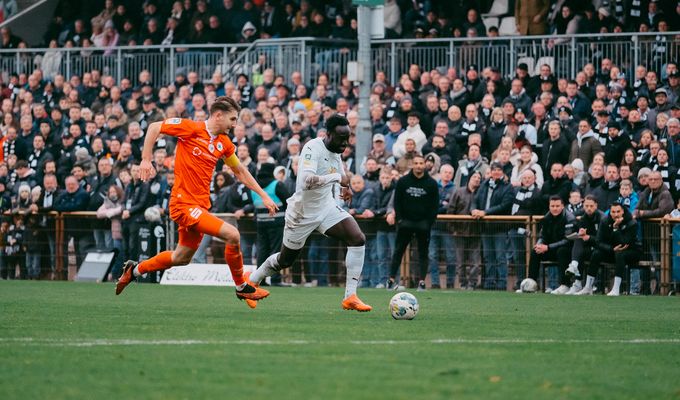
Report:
0,1,678,293
0,0,675,52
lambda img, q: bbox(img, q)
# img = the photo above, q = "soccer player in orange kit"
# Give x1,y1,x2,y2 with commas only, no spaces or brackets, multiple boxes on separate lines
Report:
115,96,277,305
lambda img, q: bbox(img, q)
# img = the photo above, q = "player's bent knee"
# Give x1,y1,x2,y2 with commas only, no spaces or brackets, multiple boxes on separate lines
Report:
347,232,366,247
218,225,240,246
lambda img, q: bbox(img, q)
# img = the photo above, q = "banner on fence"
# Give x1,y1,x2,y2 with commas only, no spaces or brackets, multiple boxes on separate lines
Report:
159,264,267,286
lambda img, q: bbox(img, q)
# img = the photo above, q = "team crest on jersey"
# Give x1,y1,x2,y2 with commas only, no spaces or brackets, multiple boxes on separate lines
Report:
166,118,181,125
216,142,223,151
328,167,337,173
208,144,215,152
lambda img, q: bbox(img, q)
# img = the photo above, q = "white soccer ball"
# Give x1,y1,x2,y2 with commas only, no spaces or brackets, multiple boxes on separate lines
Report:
520,278,538,293
389,292,419,320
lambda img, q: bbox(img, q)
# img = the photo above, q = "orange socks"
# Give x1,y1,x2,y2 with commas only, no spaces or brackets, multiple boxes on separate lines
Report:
137,251,174,275
225,244,245,286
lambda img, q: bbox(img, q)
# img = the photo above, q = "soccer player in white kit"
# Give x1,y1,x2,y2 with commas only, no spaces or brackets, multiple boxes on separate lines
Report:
247,114,372,311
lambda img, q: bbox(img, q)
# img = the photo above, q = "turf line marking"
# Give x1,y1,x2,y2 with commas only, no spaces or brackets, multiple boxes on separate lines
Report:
1,338,679,347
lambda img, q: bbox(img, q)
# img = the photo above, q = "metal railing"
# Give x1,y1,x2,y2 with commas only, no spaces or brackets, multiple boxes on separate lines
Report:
4,211,675,295
1,32,678,90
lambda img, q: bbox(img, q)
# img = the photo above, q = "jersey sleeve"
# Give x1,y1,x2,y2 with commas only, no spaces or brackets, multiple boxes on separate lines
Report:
159,118,197,139
221,137,235,158
300,142,319,173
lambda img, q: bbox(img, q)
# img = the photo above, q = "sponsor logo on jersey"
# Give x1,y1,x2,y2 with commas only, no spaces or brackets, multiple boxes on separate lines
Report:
216,142,223,151
166,118,182,125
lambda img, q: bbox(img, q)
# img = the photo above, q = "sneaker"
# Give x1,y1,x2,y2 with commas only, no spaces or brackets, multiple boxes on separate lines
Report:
551,285,570,295
341,294,372,312
242,272,260,309
566,282,583,295
115,260,138,295
386,279,398,291
575,286,593,296
606,289,620,297
417,280,426,292
566,261,580,276
375,283,385,289
515,289,523,293
544,287,553,294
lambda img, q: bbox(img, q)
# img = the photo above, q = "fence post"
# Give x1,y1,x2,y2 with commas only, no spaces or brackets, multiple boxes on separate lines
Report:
661,219,669,296
55,212,64,280
632,34,640,69
222,45,228,78
390,41,396,86
15,51,20,74
116,48,122,85
509,38,516,77
65,50,71,88
169,46,175,84
449,40,454,69
300,39,307,86
570,36,577,78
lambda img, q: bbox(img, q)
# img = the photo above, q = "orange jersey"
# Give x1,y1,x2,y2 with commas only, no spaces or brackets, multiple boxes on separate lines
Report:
160,118,235,211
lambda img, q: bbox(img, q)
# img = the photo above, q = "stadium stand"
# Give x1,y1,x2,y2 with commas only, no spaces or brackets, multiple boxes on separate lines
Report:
0,0,678,295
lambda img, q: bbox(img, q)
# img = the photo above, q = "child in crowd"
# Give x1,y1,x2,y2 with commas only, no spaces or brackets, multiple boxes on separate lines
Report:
567,189,583,216
5,213,25,279
669,198,680,218
617,179,638,213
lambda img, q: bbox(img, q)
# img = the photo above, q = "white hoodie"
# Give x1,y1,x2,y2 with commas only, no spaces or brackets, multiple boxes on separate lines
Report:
392,124,427,159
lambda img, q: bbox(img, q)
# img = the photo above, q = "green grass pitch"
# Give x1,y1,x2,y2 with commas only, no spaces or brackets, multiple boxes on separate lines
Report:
1,281,679,400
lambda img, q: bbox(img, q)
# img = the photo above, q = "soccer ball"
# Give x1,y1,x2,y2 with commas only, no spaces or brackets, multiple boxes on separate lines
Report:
520,278,538,293
389,292,419,320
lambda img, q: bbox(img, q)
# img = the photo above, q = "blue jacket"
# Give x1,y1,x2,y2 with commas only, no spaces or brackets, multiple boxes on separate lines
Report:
437,179,455,213
54,188,89,212
473,179,513,215
349,187,376,214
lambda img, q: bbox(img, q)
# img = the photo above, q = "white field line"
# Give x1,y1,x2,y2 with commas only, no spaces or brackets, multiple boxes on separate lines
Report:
0,338,678,347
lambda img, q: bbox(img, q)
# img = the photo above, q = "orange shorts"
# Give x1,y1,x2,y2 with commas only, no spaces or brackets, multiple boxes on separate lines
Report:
169,205,225,250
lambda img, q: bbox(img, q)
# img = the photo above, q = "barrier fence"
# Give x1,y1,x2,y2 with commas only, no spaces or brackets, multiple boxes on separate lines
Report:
2,211,675,295
1,32,678,90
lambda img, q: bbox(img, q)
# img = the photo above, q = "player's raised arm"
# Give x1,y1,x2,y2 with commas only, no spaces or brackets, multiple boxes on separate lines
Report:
139,121,163,182
225,153,279,216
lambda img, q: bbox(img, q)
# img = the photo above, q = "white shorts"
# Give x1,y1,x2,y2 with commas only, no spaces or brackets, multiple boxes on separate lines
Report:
282,203,351,250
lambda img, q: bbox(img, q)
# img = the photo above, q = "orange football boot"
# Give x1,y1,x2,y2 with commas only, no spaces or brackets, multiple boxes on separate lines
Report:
242,271,259,309
236,272,269,305
342,294,372,312
115,260,137,295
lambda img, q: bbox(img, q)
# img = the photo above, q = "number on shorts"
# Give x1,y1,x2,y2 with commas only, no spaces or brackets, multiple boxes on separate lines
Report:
189,207,203,219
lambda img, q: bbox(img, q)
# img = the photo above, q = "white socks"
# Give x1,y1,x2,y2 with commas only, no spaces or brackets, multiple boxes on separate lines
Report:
344,245,365,299
585,275,595,290
133,266,141,277
250,253,280,285
568,260,580,277
610,276,622,294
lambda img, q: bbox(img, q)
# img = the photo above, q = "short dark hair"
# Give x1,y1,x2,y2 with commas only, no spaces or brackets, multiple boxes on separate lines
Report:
549,195,563,203
407,111,421,120
584,194,598,203
325,114,349,134
210,96,241,114
610,201,623,210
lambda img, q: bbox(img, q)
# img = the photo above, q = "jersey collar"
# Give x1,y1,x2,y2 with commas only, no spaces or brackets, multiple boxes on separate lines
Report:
204,121,218,141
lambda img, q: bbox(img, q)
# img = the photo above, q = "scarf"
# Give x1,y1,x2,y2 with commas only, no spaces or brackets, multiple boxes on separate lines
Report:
615,0,624,22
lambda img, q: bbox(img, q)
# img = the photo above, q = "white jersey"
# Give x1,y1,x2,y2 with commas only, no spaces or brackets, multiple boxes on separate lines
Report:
287,137,343,215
